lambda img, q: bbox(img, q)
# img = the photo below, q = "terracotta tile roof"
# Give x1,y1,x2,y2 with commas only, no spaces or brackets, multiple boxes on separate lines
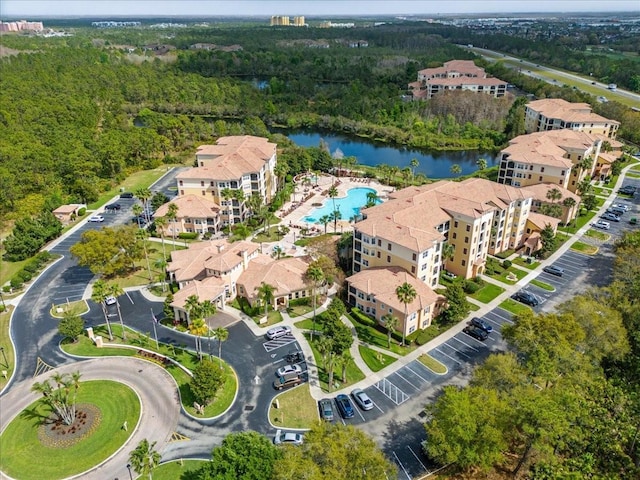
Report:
237,256,313,301
171,276,227,309
167,239,259,283
527,99,619,126
419,60,485,77
358,179,529,250
53,205,78,214
520,183,580,203
427,76,506,87
502,131,582,168
347,266,443,312
596,152,617,164
526,212,560,230
155,194,220,219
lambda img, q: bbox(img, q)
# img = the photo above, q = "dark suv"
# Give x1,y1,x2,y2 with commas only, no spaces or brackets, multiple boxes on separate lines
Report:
335,394,355,419
512,291,539,307
120,192,134,199
463,325,489,341
470,317,493,333
286,350,304,364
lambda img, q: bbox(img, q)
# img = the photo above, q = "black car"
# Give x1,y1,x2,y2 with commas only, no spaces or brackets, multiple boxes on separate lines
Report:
619,186,636,195
470,317,493,333
512,291,539,307
463,325,489,341
105,203,121,211
286,350,304,364
542,265,564,277
120,192,134,199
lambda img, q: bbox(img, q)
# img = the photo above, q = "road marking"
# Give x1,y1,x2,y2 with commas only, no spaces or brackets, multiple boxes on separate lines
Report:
439,342,472,359
432,348,462,365
407,445,428,472
393,451,412,480
450,335,481,350
125,291,135,304
373,378,409,405
404,364,430,384
392,371,421,391
263,334,296,352
33,357,55,377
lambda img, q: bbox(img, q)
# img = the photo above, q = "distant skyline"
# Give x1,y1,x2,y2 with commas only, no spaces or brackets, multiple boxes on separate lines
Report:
2,0,639,18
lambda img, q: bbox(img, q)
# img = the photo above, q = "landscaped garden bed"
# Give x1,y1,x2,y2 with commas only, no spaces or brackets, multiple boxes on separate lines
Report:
268,383,319,428
358,345,397,372
571,241,598,255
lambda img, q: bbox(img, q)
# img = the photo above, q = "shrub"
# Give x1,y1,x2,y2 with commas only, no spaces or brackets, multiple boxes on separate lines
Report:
17,270,32,282
37,251,53,262
462,280,480,294
472,276,485,286
415,327,438,346
77,207,86,217
502,260,512,269
23,261,39,274
10,277,23,289
2,286,11,293
0,304,5,313
350,308,376,327
178,232,199,240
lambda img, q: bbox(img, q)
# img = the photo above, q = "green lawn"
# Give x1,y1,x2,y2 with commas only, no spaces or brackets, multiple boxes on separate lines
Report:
571,241,598,255
584,229,610,241
305,333,365,393
512,256,541,270
591,186,612,197
499,299,532,316
558,210,597,234
0,306,15,392
0,380,140,480
345,312,412,356
358,345,397,372
61,325,237,418
418,354,447,374
269,383,319,428
469,283,505,303
624,171,640,179
110,242,182,290
50,300,89,318
0,258,28,290
142,460,208,480
488,265,529,285
530,279,555,292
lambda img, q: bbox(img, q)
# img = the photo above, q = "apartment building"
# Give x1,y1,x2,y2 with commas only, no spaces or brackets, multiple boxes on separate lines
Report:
408,60,507,100
521,183,580,225
346,267,445,335
497,129,602,193
154,194,221,237
524,99,619,139
176,136,277,226
352,178,534,282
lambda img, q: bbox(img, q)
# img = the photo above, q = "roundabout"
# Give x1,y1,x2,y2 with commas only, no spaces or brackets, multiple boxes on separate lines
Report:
0,357,180,480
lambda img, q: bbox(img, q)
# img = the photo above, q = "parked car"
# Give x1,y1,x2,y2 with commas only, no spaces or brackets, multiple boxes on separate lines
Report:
542,265,564,277
612,203,630,212
276,364,302,377
470,317,493,333
619,186,636,195
273,430,303,445
319,399,334,421
512,291,540,307
351,389,374,411
463,325,489,341
335,394,355,419
273,374,302,390
602,212,621,222
607,207,626,216
105,295,117,306
266,325,292,340
285,350,304,364
594,220,611,230
119,192,134,199
88,215,104,223
442,270,457,280
105,203,121,211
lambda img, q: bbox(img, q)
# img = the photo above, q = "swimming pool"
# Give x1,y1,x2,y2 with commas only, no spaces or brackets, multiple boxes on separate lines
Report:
303,187,380,223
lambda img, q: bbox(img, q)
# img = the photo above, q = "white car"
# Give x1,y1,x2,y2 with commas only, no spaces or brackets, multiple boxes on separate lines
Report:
594,220,610,230
612,204,630,212
276,364,302,377
266,325,292,340
273,430,303,445
351,388,374,411
105,296,117,306
88,215,104,223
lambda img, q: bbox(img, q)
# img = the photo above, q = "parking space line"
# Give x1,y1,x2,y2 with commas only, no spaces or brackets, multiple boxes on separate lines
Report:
263,334,297,352
409,360,438,378
407,445,428,473
432,348,462,365
450,335,481,350
373,378,409,405
439,342,473,359
404,364,430,383
393,451,412,480
392,371,421,391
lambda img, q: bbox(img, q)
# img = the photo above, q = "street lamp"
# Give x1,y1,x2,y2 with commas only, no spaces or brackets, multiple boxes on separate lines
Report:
126,464,133,480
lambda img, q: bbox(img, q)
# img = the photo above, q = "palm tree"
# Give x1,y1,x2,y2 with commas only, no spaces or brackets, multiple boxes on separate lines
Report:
546,187,562,204
328,184,338,214
450,164,462,177
135,188,152,224
255,282,276,318
401,167,412,187
189,318,208,361
136,229,153,282
396,282,417,346
365,191,379,208
232,189,246,225
154,257,168,292
166,203,179,250
91,279,113,341
577,178,592,197
272,245,284,259
476,158,488,171
213,327,228,368
382,313,399,348
319,215,331,234
415,173,427,185
441,242,455,271
106,282,126,340
306,265,325,341
132,204,143,228
129,439,161,480
378,164,391,185
221,187,234,228
562,197,578,225
330,209,342,233
154,216,168,260
389,166,400,188
338,350,353,383
410,158,419,178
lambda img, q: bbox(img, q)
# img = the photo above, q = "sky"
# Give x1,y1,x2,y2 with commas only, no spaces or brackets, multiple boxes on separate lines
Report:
2,0,639,18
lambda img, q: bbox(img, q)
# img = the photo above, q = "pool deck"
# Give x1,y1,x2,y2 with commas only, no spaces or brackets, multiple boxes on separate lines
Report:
262,174,393,257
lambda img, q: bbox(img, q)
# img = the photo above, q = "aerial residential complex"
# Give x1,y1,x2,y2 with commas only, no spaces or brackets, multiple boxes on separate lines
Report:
408,60,507,99
524,98,619,139
174,135,278,228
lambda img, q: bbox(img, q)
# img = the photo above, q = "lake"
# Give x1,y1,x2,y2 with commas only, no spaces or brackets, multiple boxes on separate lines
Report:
282,130,498,178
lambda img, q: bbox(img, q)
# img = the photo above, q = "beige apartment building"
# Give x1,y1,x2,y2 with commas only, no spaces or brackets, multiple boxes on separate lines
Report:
497,129,602,193
352,178,535,283
346,267,445,335
524,99,619,139
176,136,277,227
154,194,221,237
408,60,507,100
521,183,580,225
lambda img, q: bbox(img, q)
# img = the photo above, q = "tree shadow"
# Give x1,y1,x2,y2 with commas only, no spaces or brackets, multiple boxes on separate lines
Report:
19,405,51,426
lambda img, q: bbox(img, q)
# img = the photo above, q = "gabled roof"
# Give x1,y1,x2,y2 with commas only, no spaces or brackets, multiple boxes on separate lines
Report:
171,276,227,310
155,194,220,219
502,130,595,168
520,183,580,204
526,99,619,126
526,212,561,230
346,266,443,313
237,256,313,300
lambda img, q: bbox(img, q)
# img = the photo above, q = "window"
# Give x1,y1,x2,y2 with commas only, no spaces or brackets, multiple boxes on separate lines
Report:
387,255,391,263
377,239,381,247
461,259,466,266
411,266,416,274
539,176,543,181
179,180,183,186
452,232,457,239
464,236,469,243
463,248,468,254
412,253,417,261
422,251,429,258
454,221,458,228
540,167,545,173
377,251,380,258
201,181,205,187
466,225,470,232
387,243,392,251
561,170,565,176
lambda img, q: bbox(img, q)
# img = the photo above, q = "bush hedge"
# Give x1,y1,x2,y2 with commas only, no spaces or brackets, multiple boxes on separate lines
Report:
178,232,199,240
502,259,512,269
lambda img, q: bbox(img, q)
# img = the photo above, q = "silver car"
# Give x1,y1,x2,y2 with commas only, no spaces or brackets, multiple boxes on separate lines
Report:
266,325,292,340
273,430,303,445
351,388,374,411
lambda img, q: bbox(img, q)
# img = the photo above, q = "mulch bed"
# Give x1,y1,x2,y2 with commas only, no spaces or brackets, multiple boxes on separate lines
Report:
38,403,101,448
